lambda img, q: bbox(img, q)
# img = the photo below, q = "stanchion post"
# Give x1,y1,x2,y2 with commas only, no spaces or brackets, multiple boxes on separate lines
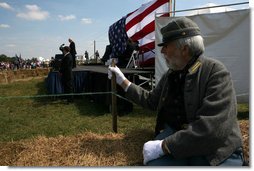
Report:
111,59,118,133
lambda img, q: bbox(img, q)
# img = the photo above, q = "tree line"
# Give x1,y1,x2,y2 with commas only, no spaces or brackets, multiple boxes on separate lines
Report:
0,54,38,63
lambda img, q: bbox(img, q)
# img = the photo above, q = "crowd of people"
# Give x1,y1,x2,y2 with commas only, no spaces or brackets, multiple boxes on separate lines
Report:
0,59,49,71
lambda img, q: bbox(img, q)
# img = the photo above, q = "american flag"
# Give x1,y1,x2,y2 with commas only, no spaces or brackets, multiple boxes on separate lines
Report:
108,17,128,59
108,0,169,67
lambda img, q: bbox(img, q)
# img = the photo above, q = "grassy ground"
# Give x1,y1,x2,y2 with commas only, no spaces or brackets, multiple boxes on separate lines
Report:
0,78,249,166
0,78,156,142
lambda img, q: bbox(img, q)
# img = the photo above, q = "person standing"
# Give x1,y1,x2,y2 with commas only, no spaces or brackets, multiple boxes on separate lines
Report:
85,50,89,63
95,50,100,63
60,46,74,103
108,17,244,166
69,38,77,68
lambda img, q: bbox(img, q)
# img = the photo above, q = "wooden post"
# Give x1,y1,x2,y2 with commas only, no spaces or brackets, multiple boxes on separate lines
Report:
111,59,117,133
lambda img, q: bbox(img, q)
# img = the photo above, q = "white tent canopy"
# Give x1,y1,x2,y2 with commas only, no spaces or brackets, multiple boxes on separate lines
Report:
38,56,45,62
155,9,250,103
185,3,235,16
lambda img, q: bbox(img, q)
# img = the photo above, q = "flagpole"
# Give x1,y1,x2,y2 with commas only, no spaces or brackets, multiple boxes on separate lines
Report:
169,0,172,17
173,0,176,16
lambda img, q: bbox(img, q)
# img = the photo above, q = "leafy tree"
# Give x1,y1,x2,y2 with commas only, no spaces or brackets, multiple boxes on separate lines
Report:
0,54,16,62
31,57,38,63
0,54,8,62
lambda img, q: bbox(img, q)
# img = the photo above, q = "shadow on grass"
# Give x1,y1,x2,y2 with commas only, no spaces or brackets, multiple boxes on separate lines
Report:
33,79,110,117
237,111,249,120
237,103,249,120
37,70,152,118
33,78,137,117
73,96,110,116
32,78,50,103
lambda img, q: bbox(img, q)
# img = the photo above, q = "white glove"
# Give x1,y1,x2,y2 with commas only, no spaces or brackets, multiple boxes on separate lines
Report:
108,66,127,85
143,140,164,165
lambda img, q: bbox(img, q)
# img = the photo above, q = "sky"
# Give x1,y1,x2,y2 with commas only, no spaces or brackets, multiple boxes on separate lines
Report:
0,0,251,60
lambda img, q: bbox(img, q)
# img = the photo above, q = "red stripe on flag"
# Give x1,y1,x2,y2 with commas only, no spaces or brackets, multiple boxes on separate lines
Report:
125,0,168,31
130,21,155,41
130,13,169,41
139,58,155,67
139,41,155,53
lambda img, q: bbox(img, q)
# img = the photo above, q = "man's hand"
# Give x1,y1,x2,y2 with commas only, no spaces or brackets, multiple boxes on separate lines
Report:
143,140,164,165
108,66,127,85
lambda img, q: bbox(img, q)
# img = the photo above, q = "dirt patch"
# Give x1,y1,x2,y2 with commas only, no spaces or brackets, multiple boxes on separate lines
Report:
0,121,249,166
239,120,249,164
0,130,152,166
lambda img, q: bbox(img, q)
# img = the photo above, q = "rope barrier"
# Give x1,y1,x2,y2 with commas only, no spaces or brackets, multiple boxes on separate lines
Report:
0,90,134,134
0,92,113,100
113,93,133,104
0,91,134,103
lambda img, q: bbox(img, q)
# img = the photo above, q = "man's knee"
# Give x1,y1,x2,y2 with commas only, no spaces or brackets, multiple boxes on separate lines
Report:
219,152,244,166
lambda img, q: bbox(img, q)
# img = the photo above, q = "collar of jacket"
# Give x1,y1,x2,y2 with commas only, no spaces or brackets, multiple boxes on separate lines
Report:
168,55,202,75
188,58,202,74
186,53,205,75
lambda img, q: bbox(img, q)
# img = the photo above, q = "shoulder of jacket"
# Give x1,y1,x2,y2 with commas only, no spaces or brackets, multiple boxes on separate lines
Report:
189,56,227,74
202,56,228,72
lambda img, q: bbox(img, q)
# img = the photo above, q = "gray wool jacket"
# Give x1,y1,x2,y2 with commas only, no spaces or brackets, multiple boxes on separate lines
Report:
125,55,243,166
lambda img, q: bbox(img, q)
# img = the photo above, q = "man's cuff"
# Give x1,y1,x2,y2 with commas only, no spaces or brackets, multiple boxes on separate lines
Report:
124,82,132,92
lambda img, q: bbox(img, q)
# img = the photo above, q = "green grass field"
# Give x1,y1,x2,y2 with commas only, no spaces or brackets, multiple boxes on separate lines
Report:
0,78,156,142
0,78,249,142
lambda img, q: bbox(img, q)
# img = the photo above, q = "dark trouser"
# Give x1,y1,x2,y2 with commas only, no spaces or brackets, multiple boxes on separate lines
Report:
72,54,76,68
62,78,73,102
146,124,244,166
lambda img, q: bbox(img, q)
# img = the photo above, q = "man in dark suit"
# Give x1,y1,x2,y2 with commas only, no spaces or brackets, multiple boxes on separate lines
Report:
69,38,77,68
60,46,73,103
